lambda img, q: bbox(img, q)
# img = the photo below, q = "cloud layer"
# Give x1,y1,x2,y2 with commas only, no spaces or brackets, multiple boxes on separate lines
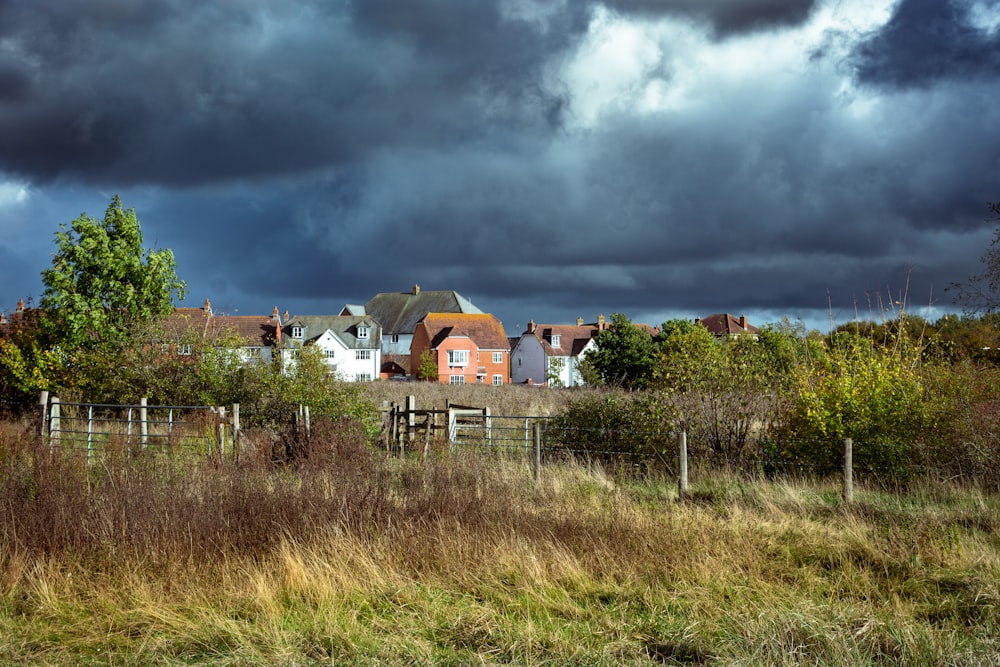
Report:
2,0,998,332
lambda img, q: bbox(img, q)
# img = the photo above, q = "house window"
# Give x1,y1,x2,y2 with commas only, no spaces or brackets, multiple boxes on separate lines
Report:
551,334,561,348
447,350,468,367
391,334,399,343
178,344,193,356
291,326,303,339
326,350,336,359
492,352,503,364
357,325,369,339
449,375,465,384
354,373,373,382
161,344,169,354
356,350,372,360
493,374,503,385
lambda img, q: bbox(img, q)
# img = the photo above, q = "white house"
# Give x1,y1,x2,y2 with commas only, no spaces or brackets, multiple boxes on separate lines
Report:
280,315,381,381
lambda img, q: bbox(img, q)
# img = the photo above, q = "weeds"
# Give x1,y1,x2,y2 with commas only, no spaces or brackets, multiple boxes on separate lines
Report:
1,417,999,665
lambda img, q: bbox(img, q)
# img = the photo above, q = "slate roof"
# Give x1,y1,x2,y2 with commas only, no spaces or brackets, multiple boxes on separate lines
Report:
420,313,509,350
282,315,381,349
361,288,482,335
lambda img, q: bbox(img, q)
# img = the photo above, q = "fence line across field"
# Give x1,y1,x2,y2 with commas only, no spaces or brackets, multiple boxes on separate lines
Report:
36,391,241,462
33,392,901,504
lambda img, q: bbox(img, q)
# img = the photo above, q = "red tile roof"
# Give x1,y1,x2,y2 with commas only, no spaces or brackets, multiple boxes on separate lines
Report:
421,313,509,350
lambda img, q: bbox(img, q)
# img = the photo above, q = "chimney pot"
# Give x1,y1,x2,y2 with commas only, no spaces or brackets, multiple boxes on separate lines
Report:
527,319,535,333
597,314,605,330
413,284,420,295
272,306,279,320
283,310,289,321
16,299,24,313
576,317,584,326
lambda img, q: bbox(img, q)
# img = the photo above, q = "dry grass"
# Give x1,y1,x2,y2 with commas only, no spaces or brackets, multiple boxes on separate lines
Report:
1,416,999,665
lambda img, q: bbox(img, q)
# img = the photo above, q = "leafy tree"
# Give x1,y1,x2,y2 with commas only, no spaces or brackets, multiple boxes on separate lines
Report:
546,356,565,387
40,196,186,352
416,349,438,381
950,201,1000,315
583,313,657,389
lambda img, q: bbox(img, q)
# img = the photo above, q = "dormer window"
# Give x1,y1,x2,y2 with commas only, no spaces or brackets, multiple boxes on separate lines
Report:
291,326,303,339
357,325,369,339
551,334,561,348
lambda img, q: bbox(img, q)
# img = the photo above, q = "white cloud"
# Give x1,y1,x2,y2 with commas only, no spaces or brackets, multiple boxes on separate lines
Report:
0,181,29,208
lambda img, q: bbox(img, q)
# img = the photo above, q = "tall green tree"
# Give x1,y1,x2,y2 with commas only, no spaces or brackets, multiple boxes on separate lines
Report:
582,313,658,390
40,196,186,352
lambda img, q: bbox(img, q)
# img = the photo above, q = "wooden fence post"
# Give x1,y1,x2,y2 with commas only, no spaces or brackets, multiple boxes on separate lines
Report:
677,429,688,501
532,421,542,484
140,397,148,450
406,395,416,450
842,437,853,504
217,406,227,460
37,390,48,446
49,397,60,450
86,404,94,465
232,403,240,462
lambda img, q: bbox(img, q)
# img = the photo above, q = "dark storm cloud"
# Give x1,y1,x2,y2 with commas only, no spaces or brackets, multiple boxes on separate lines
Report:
1,0,998,333
599,0,819,35
0,0,571,186
852,0,1000,87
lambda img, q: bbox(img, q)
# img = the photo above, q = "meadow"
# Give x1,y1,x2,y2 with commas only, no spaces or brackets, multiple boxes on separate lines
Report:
2,399,999,667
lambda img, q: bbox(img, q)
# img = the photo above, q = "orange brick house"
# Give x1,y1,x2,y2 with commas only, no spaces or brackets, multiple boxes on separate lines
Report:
410,313,510,385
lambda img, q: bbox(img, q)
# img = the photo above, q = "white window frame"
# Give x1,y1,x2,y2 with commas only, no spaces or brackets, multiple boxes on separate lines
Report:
492,352,503,364
551,334,561,348
291,326,303,339
178,344,193,356
447,349,469,367
356,349,372,360
449,375,465,385
354,373,373,382
492,374,503,385
326,349,337,359
357,325,369,339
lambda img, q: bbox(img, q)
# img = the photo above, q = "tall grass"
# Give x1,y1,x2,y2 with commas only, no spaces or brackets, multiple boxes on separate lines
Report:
1,417,998,665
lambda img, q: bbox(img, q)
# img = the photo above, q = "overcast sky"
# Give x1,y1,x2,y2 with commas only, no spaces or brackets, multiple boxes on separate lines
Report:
1,0,998,334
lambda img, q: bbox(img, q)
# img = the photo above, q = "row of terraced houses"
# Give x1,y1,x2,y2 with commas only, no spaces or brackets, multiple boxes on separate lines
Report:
2,286,758,387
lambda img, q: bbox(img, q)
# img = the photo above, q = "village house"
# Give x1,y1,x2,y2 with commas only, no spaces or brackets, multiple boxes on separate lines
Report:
341,285,483,379
410,313,510,385
279,314,381,381
510,316,609,387
696,313,760,340
161,299,281,363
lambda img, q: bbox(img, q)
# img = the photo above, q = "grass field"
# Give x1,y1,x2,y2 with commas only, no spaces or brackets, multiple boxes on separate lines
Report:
1,416,999,666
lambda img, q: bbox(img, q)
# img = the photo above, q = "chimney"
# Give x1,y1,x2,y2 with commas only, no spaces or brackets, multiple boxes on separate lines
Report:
283,310,289,322
413,284,420,295
203,298,212,315
576,317,584,326
0,312,6,325
597,314,605,330
272,306,280,321
739,315,747,330
527,319,535,334
16,298,24,314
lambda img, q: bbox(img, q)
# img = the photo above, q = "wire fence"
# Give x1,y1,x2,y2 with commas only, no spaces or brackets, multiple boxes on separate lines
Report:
25,394,1000,492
